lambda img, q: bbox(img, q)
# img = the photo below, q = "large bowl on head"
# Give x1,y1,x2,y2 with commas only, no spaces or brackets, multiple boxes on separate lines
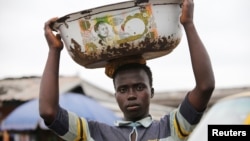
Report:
53,0,183,69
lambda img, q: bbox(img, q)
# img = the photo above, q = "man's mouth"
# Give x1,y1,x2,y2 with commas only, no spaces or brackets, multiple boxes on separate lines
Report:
126,104,140,111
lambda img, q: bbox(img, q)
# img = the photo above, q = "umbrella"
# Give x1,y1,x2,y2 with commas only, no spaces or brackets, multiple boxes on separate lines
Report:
1,92,120,131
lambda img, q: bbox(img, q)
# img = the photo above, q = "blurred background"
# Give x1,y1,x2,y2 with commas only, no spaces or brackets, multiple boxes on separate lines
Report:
0,0,249,140
0,0,249,92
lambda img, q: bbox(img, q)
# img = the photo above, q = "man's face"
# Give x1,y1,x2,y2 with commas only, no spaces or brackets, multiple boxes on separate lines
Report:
114,68,153,121
97,23,108,37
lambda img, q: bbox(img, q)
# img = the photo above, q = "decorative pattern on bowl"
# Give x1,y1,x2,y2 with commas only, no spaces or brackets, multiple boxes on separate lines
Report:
53,0,183,68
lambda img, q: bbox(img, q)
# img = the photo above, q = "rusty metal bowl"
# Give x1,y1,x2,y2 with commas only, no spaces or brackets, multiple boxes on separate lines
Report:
53,0,183,69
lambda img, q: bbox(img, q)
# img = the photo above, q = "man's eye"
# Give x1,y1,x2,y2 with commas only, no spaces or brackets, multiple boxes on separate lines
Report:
118,87,127,93
136,84,145,91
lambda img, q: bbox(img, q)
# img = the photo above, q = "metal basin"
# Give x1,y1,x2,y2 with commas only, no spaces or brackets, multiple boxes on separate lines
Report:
53,0,183,68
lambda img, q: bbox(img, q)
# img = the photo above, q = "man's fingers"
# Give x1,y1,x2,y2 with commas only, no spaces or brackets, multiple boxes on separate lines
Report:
44,17,58,31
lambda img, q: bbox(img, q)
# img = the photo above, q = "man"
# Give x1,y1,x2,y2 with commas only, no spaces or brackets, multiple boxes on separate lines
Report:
39,0,215,140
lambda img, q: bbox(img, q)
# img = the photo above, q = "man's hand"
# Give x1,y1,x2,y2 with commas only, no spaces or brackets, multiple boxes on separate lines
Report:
180,0,194,26
44,17,64,50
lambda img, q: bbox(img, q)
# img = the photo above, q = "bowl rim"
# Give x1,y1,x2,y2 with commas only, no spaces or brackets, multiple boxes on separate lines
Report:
52,0,182,30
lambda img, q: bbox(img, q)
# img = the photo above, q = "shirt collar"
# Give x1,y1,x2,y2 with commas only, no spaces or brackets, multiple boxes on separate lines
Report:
114,115,152,128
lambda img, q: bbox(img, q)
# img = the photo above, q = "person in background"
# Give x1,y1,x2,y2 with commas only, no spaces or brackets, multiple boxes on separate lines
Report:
39,0,215,140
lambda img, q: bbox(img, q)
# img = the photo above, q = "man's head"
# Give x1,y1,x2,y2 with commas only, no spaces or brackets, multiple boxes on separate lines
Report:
112,63,154,121
94,21,109,38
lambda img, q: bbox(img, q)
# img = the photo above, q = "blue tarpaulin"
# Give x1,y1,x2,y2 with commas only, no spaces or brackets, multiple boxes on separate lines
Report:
1,92,120,131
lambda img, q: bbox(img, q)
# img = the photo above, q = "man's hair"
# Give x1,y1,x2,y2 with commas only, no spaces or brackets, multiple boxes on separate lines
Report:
94,21,106,32
112,63,153,87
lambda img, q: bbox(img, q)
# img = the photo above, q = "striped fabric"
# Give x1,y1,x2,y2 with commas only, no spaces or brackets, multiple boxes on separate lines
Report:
48,95,203,141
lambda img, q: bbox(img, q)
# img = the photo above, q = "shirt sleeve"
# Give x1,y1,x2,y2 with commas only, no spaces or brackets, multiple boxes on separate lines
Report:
47,107,93,141
169,94,204,141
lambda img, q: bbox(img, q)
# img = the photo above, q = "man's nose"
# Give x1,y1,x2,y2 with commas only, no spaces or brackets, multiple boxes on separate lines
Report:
127,88,137,100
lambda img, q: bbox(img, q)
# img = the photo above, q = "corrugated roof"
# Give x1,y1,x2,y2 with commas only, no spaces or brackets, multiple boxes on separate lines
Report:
0,76,83,101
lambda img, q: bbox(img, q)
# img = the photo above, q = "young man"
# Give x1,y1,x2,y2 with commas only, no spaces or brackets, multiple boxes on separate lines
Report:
39,0,215,140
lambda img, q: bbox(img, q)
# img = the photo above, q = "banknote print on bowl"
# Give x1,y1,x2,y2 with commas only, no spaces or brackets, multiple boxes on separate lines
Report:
53,0,183,68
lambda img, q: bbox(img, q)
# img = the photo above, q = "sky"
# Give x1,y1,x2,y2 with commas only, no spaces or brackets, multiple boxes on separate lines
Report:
0,0,250,93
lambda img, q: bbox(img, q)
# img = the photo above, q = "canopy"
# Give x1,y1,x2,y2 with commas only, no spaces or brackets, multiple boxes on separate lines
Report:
1,92,120,131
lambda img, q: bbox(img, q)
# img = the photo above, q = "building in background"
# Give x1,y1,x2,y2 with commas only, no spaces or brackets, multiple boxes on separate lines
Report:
0,76,249,141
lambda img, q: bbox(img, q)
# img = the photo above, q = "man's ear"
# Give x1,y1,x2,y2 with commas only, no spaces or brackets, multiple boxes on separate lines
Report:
151,87,154,98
